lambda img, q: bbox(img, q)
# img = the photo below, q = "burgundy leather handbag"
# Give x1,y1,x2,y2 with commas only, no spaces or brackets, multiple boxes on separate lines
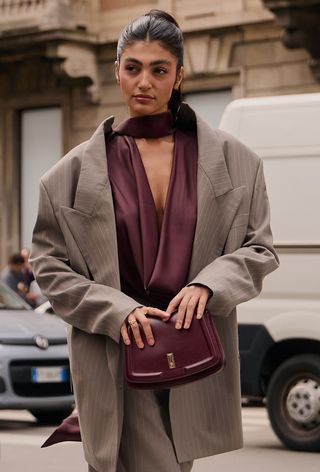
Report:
124,310,225,389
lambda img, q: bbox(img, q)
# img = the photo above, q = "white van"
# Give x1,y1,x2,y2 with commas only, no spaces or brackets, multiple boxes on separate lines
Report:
219,93,320,452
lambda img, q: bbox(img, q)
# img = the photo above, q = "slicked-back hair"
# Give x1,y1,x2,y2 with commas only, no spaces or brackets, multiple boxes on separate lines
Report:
117,9,184,117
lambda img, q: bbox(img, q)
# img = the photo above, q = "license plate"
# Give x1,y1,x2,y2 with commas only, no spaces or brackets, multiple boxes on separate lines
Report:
31,367,67,383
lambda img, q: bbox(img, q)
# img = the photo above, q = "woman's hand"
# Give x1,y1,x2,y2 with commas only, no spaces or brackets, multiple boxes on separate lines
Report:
121,306,169,349
166,285,211,330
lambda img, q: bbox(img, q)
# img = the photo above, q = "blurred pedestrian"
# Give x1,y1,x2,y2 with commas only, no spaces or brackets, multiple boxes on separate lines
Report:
30,9,278,472
1,253,26,296
1,253,38,307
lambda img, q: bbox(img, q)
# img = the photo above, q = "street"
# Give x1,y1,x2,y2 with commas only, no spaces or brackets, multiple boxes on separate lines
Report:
0,407,318,471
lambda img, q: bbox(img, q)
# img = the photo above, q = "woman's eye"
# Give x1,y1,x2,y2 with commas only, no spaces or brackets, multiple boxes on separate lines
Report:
154,68,167,75
125,65,138,73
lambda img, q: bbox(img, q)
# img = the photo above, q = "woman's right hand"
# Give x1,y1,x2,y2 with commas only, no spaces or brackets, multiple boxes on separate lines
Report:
120,306,169,349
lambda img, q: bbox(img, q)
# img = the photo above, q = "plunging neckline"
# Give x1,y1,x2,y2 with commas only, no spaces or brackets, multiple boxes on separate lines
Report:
131,134,178,290
106,111,199,306
132,134,176,234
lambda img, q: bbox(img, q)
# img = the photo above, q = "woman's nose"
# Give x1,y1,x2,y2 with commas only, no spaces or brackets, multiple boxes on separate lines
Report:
138,71,151,90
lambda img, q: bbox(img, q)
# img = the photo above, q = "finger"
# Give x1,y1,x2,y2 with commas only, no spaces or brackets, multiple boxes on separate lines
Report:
184,296,198,329
175,295,192,329
146,307,170,320
121,323,131,345
139,317,155,346
135,308,155,346
196,295,208,319
130,322,144,349
127,312,138,324
166,290,185,314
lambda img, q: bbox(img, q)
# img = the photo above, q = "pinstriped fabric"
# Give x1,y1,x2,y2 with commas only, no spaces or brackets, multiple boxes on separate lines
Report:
170,346,243,461
69,331,122,471
117,386,193,472
32,181,140,343
30,106,279,471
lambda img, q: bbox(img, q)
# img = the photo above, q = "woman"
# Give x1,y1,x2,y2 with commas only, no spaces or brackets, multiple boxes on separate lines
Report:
30,9,279,472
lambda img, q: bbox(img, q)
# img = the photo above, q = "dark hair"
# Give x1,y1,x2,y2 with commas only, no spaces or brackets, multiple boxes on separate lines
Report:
117,9,183,117
9,253,25,265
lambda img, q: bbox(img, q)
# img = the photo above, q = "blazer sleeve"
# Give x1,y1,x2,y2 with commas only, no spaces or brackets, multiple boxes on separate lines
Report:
30,180,141,343
188,159,279,316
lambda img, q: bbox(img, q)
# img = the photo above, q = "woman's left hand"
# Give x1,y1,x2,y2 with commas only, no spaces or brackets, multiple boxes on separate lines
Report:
166,285,212,330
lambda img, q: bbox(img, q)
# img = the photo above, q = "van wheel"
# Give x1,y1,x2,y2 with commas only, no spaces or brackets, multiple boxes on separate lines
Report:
29,406,74,425
266,354,320,452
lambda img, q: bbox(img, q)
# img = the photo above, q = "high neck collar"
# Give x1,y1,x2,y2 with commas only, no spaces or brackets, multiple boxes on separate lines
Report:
114,110,175,139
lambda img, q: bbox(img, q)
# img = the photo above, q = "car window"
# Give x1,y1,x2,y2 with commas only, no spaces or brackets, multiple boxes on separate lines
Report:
0,282,31,310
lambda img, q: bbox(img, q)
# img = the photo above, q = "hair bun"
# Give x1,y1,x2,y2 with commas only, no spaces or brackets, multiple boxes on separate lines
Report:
145,9,180,29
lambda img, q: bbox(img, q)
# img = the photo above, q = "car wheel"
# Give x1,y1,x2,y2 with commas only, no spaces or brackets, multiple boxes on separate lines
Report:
266,354,320,452
29,406,74,425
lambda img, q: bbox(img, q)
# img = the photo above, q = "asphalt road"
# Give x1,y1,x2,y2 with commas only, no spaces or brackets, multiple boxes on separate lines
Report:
0,408,319,471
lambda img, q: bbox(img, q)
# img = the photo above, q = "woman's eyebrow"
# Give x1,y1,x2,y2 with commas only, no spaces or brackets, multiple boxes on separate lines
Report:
124,57,172,66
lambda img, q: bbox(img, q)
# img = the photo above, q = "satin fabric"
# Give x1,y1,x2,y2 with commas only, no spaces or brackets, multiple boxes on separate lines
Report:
114,110,175,139
107,112,198,310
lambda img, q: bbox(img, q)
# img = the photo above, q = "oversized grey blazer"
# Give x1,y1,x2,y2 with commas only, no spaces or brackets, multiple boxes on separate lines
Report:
30,106,279,471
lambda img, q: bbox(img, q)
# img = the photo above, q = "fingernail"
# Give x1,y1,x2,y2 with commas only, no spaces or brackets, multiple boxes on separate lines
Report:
175,322,182,329
124,339,131,345
138,342,144,349
196,313,202,319
184,323,190,329
149,339,155,346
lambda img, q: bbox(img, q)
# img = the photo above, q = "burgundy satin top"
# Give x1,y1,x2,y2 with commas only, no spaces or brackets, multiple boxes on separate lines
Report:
106,111,198,310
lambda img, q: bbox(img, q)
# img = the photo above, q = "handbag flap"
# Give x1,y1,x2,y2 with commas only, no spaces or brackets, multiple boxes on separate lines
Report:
125,310,225,388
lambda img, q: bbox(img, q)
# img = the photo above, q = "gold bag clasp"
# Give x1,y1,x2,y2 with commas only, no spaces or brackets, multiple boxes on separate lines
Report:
167,353,176,369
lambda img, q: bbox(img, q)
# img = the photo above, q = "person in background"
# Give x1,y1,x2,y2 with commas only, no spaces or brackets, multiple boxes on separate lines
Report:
1,253,26,296
1,252,38,307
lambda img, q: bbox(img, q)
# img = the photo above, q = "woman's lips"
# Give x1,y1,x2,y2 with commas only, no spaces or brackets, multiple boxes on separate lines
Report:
134,95,154,103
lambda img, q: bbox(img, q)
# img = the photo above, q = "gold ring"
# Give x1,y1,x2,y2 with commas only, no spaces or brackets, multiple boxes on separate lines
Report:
128,319,137,326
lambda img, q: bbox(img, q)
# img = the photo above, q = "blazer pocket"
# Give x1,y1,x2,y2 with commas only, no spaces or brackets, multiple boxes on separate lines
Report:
230,213,249,230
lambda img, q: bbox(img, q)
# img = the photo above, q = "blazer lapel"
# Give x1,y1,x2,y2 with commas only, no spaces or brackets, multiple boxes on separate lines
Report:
60,117,121,288
188,115,245,280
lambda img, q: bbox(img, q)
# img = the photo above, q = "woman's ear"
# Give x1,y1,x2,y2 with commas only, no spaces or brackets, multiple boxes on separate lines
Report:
114,61,120,84
174,66,184,90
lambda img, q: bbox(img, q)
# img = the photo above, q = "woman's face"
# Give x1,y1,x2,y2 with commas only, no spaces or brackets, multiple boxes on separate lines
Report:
115,41,183,117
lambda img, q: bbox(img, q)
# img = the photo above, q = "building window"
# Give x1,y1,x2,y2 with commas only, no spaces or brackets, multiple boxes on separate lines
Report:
20,107,62,249
184,89,232,129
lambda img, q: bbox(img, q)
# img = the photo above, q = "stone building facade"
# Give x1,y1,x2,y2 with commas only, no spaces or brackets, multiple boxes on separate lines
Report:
0,0,319,266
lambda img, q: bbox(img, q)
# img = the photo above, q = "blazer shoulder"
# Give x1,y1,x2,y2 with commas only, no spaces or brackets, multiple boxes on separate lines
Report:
39,140,88,209
40,116,114,189
197,125,263,189
195,112,261,181
213,128,261,166
41,141,87,186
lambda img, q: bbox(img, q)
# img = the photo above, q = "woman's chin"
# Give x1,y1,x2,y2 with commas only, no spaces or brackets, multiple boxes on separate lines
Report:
128,103,168,117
